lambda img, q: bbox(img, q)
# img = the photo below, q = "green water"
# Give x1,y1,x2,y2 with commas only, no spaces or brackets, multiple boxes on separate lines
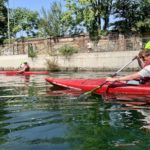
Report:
0,72,150,150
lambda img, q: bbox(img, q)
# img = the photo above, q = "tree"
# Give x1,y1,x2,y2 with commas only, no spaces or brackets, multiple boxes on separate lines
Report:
111,0,150,33
101,0,114,30
111,0,140,32
9,7,39,38
135,0,150,32
38,1,67,38
0,0,7,43
63,0,113,40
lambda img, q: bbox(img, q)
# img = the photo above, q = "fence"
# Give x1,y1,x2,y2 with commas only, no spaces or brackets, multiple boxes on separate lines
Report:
0,34,150,56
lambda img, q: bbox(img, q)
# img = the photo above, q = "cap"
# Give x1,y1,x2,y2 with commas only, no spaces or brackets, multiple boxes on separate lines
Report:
145,41,150,49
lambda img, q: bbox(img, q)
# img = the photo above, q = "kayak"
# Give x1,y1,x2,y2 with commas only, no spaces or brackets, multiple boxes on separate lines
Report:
45,77,150,95
0,71,49,75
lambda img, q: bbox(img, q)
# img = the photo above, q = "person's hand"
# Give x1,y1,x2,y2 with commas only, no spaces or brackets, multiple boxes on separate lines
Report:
106,77,119,82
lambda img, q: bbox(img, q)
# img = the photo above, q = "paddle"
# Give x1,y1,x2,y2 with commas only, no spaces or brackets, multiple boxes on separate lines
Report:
79,56,137,99
110,56,137,77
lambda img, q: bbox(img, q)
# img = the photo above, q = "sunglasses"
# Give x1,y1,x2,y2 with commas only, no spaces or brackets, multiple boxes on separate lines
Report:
143,55,150,59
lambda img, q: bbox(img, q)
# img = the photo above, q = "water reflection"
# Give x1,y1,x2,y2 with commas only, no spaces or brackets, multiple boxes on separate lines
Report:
0,72,150,149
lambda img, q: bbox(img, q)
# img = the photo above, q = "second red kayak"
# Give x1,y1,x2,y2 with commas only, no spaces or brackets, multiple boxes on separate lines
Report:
0,71,49,75
45,77,150,96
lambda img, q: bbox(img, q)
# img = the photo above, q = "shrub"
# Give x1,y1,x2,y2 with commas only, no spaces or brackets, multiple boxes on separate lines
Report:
45,59,60,71
28,44,37,59
58,44,78,57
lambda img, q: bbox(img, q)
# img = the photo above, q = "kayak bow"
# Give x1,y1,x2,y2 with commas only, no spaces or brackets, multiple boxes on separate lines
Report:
45,77,150,96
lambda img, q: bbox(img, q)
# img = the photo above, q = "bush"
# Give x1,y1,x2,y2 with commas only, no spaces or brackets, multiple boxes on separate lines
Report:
46,59,60,71
28,44,37,59
58,44,78,57
3,38,16,44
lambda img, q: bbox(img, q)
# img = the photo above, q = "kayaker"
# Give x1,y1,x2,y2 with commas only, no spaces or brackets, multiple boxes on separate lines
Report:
17,62,30,74
106,50,150,83
136,41,150,68
139,49,150,68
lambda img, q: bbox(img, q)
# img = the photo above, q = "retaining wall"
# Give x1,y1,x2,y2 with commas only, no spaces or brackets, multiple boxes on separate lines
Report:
0,51,140,71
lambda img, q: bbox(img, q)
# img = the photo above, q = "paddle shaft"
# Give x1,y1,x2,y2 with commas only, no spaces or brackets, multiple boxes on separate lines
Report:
90,81,108,93
110,56,136,77
85,56,137,94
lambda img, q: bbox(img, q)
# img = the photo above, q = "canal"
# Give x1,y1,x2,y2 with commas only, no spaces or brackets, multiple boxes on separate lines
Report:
0,72,150,150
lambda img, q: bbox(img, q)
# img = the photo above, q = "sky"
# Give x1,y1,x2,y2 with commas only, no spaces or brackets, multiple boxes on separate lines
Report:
9,0,65,12
8,0,65,37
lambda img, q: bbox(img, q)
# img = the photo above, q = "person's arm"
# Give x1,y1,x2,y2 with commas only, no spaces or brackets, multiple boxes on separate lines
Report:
106,73,141,82
17,66,26,74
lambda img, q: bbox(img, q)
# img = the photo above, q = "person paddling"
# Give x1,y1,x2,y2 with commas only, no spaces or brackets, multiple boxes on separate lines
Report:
17,62,30,74
135,49,150,69
106,50,150,84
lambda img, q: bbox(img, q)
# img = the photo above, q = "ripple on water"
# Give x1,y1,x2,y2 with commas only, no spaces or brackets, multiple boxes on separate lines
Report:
0,73,150,150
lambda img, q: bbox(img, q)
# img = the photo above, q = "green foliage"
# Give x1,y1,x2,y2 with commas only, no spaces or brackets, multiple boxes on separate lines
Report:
28,44,37,59
136,19,150,32
64,0,113,40
111,0,150,33
38,1,67,37
0,0,7,43
64,0,150,35
1,0,150,44
111,0,140,32
45,59,60,71
58,44,78,57
3,38,15,44
134,0,150,32
9,7,39,38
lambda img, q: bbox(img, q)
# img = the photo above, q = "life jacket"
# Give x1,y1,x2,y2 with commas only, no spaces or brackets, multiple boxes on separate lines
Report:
140,77,150,85
24,64,30,71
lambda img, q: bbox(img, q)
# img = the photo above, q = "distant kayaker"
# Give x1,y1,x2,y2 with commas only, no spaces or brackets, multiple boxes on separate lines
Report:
106,50,150,83
18,62,30,74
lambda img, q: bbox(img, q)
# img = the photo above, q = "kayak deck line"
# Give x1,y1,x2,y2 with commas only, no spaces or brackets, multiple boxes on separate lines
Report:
51,80,82,91
45,77,150,97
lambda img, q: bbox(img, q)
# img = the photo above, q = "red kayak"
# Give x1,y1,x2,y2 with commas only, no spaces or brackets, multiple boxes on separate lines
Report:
45,77,150,96
0,71,49,75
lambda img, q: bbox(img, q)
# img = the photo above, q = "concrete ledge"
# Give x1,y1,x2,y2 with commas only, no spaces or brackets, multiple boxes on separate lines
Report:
0,51,140,71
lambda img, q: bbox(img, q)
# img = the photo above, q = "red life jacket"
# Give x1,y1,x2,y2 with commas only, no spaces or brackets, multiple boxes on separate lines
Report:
24,64,30,71
141,77,150,85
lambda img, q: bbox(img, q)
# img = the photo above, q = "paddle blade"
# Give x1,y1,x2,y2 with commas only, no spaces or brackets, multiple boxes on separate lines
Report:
78,91,93,100
78,81,108,100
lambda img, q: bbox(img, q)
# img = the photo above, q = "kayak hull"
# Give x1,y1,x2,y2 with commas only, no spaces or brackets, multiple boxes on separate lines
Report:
45,77,150,95
0,71,49,75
